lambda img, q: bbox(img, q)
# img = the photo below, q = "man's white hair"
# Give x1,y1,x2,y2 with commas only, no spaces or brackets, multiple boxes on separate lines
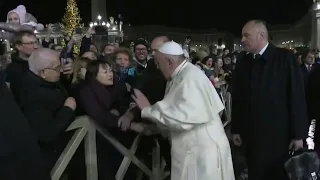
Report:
28,48,59,75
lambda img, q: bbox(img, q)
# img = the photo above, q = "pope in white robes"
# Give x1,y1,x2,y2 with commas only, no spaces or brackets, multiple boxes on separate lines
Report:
132,41,235,180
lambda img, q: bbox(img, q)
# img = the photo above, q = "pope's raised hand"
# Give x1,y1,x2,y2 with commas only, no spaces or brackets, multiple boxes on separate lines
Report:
131,89,151,110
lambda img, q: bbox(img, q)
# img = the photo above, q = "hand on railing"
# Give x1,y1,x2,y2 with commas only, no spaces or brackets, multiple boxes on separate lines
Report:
52,116,98,180
118,111,134,131
130,122,159,135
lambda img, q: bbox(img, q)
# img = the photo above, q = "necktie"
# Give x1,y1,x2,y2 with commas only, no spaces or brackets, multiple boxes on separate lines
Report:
308,65,312,72
251,53,263,89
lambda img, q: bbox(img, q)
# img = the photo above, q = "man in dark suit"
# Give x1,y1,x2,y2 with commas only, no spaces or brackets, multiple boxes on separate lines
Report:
0,70,50,180
306,63,320,155
118,36,168,130
300,50,318,89
231,20,308,180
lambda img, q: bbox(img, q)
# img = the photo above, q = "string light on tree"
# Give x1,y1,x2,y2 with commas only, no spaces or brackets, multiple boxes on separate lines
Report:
61,0,83,54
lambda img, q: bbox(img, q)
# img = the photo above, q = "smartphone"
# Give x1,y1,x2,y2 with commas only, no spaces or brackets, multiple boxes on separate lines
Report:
59,48,68,65
75,28,82,34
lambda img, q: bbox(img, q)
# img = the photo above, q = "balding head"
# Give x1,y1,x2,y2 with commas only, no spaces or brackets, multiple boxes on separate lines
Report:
151,36,170,56
29,48,60,75
241,20,269,54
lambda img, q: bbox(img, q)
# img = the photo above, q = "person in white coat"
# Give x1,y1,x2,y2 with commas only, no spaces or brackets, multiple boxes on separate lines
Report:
132,41,235,180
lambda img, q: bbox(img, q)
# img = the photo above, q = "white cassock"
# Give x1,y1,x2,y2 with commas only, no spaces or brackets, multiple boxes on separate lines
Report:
141,60,235,180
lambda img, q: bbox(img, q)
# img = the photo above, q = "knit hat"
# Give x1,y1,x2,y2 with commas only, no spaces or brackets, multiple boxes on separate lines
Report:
7,5,26,24
7,5,44,31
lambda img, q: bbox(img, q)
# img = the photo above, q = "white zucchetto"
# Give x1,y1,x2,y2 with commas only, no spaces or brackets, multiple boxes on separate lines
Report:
158,41,184,56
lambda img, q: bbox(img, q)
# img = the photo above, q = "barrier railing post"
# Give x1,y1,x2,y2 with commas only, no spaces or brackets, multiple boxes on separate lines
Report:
151,140,163,180
93,121,153,177
85,122,98,180
50,116,98,180
116,135,142,180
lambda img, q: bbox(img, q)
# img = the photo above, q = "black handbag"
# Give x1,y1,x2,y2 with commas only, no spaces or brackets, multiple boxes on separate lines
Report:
284,119,320,180
284,148,320,180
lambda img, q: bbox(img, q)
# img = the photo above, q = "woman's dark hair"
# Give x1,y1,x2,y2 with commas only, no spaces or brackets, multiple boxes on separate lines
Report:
85,60,114,83
201,56,214,65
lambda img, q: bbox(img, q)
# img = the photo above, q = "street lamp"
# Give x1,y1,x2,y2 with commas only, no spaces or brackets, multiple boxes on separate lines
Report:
97,15,102,24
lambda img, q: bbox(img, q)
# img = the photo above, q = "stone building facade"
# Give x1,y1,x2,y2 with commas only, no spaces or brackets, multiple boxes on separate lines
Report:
123,25,235,51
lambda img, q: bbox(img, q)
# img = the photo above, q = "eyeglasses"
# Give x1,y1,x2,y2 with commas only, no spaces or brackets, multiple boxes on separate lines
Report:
135,48,147,52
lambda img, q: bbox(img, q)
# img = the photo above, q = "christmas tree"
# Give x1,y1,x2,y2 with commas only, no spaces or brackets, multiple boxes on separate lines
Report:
61,0,83,54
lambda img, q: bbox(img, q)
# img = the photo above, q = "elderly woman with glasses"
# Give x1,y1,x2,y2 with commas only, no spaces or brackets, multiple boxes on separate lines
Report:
17,48,76,171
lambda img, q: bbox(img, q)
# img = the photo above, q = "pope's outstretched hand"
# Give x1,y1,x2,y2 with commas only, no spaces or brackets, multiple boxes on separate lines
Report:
131,89,151,110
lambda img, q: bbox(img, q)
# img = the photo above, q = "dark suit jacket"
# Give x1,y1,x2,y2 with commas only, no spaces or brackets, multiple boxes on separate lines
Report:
130,58,167,117
18,71,74,169
5,55,29,102
133,58,166,104
306,65,320,144
18,71,74,143
0,71,50,180
231,44,308,180
300,63,318,89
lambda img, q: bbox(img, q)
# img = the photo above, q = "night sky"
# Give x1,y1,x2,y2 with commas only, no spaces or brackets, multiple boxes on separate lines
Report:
0,0,313,34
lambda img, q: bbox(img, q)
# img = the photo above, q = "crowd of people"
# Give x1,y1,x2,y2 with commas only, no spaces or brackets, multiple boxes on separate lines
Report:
1,4,320,180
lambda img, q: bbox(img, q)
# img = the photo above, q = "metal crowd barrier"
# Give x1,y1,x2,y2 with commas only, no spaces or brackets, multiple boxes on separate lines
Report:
51,116,98,180
216,81,232,128
51,116,170,180
51,82,232,180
